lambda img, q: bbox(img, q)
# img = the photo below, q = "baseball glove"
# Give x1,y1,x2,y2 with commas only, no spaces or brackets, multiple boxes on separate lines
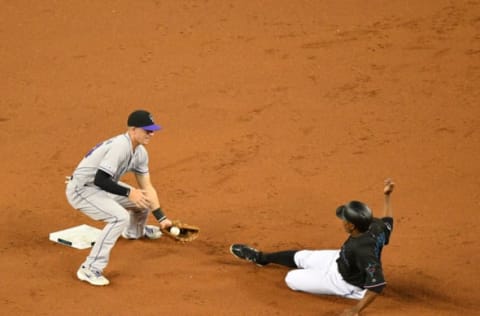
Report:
161,220,200,242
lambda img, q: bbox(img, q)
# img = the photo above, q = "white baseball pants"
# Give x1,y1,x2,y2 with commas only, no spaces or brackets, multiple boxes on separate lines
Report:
285,250,366,300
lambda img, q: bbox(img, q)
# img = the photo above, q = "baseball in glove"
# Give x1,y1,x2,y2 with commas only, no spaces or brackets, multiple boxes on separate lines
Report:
161,220,200,242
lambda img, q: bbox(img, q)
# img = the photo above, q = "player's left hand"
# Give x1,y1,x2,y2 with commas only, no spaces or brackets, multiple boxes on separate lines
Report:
160,219,200,242
383,178,395,195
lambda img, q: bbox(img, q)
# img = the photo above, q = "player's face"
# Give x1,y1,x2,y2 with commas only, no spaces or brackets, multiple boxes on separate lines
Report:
342,220,354,234
133,127,155,145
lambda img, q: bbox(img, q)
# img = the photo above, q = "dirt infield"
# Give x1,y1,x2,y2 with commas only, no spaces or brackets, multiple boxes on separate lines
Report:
1,1,479,315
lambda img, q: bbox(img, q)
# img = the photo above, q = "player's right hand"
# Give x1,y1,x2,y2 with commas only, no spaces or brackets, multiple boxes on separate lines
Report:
128,188,150,209
158,218,172,229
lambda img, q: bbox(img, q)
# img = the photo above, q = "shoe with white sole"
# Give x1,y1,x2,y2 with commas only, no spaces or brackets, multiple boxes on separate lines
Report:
77,266,110,286
122,225,162,240
121,231,135,239
144,225,162,239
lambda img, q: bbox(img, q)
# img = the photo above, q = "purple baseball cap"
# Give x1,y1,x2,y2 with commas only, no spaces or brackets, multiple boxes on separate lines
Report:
127,110,161,131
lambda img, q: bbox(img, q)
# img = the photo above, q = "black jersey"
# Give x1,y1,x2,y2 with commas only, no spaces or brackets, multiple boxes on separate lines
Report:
336,217,394,293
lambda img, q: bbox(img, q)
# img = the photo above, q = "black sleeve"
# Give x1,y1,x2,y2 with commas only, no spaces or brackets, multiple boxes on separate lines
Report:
94,169,131,197
356,247,387,293
382,217,393,228
367,283,386,294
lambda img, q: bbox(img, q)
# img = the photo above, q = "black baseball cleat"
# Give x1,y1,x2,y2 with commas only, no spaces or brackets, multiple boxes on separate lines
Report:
230,244,266,266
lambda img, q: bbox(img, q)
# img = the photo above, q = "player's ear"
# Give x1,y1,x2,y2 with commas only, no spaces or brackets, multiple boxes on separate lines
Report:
348,222,356,232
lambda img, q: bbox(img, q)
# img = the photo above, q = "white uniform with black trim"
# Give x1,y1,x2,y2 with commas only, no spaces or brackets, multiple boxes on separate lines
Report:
284,217,393,299
286,250,367,300
65,132,151,274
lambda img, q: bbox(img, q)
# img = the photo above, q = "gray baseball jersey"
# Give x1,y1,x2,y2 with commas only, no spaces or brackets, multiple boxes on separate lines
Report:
73,132,149,185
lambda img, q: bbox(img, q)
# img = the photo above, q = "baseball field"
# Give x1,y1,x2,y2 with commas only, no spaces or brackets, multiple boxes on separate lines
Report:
1,1,479,315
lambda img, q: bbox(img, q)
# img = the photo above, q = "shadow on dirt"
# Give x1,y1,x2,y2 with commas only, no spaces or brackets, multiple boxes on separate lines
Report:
386,267,478,312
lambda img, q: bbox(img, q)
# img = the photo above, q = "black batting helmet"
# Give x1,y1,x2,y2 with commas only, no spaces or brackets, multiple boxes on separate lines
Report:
336,201,373,232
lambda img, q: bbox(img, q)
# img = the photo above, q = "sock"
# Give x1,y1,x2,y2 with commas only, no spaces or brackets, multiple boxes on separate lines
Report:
259,250,298,268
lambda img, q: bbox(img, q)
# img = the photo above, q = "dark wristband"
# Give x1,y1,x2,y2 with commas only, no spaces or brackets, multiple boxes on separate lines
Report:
152,208,166,222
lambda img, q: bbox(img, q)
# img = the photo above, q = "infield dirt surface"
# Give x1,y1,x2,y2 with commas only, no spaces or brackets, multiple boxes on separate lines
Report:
1,1,479,315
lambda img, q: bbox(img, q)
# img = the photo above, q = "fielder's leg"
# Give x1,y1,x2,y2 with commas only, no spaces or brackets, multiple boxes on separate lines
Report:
68,185,129,274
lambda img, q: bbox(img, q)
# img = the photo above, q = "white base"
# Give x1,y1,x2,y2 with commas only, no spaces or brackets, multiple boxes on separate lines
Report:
49,224,102,249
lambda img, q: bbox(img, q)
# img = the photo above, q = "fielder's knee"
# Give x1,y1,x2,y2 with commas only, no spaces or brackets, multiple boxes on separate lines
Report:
116,211,129,226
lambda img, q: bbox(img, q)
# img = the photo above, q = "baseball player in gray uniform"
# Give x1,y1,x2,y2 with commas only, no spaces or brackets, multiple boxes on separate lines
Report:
65,110,173,286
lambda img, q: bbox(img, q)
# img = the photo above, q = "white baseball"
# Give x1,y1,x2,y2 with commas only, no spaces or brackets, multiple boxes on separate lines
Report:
170,226,180,236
